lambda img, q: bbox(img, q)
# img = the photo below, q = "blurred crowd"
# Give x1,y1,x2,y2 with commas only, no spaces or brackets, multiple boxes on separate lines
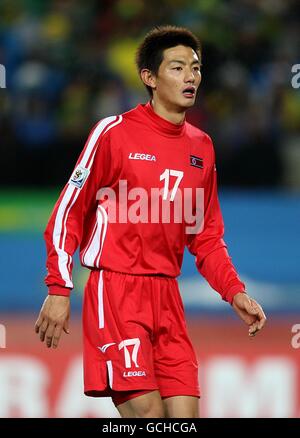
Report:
0,0,299,188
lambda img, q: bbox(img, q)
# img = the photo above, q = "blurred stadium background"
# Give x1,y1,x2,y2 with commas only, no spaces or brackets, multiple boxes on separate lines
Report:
0,0,300,418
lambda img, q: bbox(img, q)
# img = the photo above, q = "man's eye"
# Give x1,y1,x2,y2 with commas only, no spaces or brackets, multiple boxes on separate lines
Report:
173,67,182,71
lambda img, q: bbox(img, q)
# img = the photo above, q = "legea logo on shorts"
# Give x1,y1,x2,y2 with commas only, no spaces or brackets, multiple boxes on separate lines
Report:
123,370,146,377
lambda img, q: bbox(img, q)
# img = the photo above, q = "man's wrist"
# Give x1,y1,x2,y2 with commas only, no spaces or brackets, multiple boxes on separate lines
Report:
225,287,246,305
232,291,246,303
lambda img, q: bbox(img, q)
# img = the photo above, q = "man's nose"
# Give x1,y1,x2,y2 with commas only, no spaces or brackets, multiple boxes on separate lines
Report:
184,69,196,82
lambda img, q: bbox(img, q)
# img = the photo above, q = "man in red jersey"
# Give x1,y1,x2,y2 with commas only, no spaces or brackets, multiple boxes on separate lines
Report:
35,25,266,418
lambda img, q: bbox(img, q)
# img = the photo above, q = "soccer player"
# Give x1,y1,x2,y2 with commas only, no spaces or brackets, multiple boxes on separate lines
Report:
35,25,266,418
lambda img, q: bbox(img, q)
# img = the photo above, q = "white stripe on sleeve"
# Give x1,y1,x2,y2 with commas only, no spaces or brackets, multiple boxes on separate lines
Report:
52,115,122,288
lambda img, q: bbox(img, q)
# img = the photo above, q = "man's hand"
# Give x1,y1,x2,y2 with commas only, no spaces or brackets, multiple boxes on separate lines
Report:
35,295,70,349
232,293,267,338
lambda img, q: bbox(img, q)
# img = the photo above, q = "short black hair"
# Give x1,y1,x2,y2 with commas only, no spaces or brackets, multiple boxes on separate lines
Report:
136,25,201,96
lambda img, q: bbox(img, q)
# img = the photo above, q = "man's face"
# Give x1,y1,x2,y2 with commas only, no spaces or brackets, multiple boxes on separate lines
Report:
153,45,201,110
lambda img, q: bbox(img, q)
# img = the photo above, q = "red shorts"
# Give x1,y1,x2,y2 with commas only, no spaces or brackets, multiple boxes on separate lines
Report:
82,269,200,404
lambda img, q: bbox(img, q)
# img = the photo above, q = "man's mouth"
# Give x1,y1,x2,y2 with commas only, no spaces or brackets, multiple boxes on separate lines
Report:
182,86,196,98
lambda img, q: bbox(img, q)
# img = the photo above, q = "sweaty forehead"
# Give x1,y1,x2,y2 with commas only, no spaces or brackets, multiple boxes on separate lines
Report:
162,45,199,63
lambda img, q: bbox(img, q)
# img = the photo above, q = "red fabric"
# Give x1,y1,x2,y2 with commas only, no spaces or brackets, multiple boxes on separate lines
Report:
196,247,246,304
48,285,71,297
44,101,245,302
82,270,200,398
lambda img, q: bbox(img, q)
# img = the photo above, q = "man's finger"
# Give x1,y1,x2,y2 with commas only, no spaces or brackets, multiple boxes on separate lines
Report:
52,325,63,349
35,315,44,333
251,303,266,330
258,314,267,330
249,313,267,337
45,323,56,348
63,318,70,334
249,321,259,334
39,320,49,342
249,321,258,331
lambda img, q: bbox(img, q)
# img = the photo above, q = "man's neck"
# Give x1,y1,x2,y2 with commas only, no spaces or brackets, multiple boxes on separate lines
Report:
151,99,186,125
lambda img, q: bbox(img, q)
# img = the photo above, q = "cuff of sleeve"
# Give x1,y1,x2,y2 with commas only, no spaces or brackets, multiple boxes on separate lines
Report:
224,284,246,305
48,285,72,297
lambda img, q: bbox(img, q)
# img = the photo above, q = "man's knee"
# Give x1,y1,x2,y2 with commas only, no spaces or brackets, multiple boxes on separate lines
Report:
163,395,199,418
132,398,165,418
118,390,165,418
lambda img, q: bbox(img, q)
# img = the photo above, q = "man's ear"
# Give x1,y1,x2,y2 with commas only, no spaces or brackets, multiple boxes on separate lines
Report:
140,69,157,91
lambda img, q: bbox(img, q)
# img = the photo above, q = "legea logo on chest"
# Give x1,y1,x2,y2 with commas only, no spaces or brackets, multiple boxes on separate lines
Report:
129,152,156,162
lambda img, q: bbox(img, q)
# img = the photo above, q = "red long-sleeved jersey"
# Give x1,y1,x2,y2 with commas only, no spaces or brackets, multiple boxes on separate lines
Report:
44,101,245,303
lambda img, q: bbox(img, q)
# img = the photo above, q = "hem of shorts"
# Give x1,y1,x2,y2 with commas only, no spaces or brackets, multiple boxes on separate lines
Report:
161,392,201,399
159,387,201,399
84,385,159,398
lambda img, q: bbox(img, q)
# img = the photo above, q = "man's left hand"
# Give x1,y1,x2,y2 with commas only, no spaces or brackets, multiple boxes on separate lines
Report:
232,293,267,338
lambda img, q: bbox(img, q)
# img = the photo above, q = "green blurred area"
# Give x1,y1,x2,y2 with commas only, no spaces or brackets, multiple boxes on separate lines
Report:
0,190,60,232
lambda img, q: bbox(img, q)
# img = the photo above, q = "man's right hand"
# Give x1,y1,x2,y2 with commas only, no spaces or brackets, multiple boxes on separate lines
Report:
35,295,70,349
